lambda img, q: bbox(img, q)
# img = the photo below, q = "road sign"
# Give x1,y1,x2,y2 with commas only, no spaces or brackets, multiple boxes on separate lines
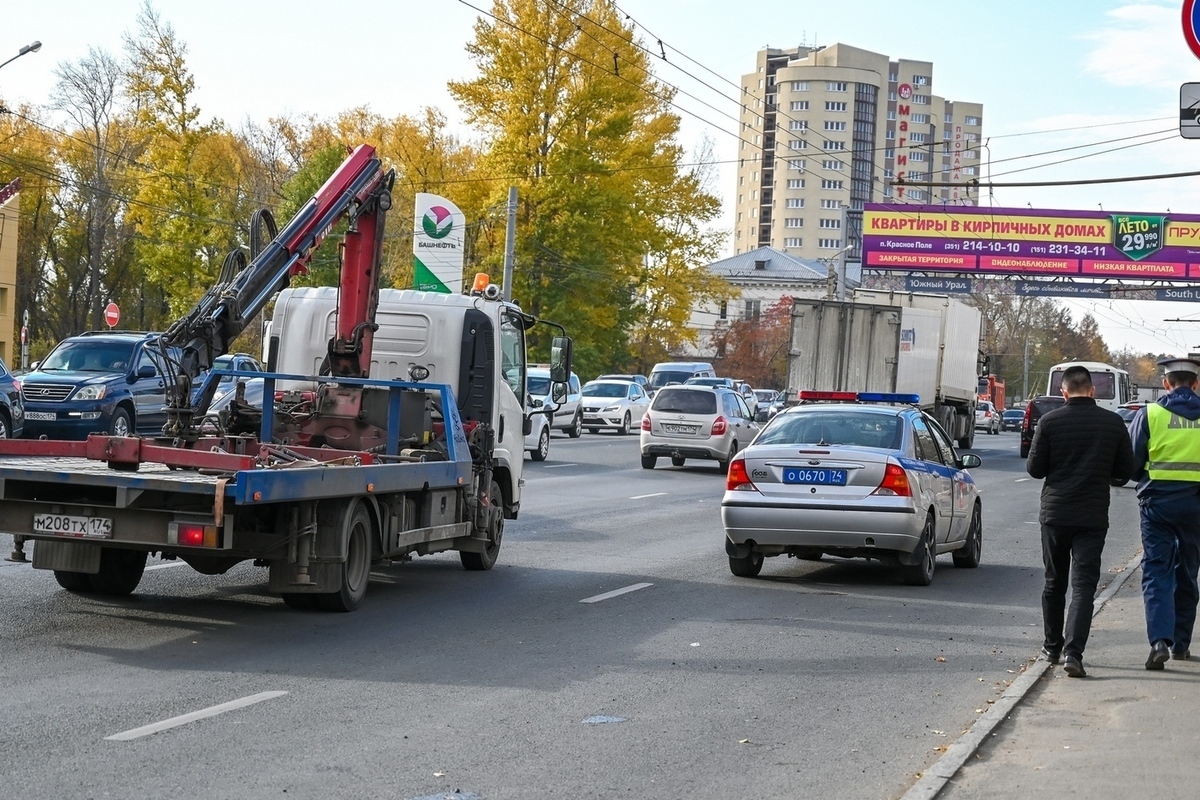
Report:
104,302,120,328
1186,0,1200,59
1183,83,1200,138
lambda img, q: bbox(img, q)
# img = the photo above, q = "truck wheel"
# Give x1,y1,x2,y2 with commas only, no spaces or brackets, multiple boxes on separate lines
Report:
568,411,583,438
531,427,550,461
54,570,91,591
957,429,974,449
88,548,147,596
318,501,372,612
461,480,503,571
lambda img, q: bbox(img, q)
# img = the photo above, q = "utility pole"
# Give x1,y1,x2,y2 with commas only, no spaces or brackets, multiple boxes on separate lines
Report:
502,186,517,302
1022,338,1031,401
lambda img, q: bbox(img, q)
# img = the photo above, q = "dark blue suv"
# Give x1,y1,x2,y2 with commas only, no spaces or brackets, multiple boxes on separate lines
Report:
20,332,178,439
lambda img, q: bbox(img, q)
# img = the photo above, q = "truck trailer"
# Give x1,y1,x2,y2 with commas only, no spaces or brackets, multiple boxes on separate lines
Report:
785,290,982,448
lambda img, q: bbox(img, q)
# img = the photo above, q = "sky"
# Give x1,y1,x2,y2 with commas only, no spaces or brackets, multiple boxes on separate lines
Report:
3,0,1200,357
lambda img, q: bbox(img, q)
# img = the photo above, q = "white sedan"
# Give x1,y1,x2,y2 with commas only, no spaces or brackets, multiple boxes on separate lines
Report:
581,380,651,434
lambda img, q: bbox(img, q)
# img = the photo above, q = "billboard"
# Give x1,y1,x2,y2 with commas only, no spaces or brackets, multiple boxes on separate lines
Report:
413,193,465,293
862,203,1200,281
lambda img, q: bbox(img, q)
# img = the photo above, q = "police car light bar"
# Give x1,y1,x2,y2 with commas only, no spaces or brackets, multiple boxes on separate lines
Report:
857,392,921,404
797,390,921,404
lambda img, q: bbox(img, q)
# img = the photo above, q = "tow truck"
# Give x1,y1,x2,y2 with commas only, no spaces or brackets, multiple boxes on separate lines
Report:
0,144,572,611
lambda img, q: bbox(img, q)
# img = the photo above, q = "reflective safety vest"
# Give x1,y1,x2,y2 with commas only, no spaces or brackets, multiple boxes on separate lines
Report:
1147,403,1200,482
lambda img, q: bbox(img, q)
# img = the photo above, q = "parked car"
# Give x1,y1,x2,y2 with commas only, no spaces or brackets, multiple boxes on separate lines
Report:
732,380,759,415
596,373,648,391
721,396,983,585
0,356,25,438
580,379,651,434
1001,409,1024,432
524,403,552,461
767,391,788,419
20,332,178,439
974,400,1000,435
640,385,758,471
528,368,582,437
1020,395,1067,458
684,376,735,389
190,352,263,405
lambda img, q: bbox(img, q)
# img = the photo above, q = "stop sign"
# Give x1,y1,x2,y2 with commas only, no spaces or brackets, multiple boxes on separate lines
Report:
104,302,120,328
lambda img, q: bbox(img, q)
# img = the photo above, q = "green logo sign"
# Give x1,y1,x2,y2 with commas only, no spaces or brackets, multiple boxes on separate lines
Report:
1111,214,1166,261
422,205,453,239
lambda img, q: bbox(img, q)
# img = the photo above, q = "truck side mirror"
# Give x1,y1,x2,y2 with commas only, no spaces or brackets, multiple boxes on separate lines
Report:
550,336,573,383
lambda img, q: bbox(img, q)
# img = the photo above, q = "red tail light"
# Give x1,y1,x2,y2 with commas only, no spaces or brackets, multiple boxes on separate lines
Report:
1022,402,1033,431
641,413,651,431
726,456,757,491
872,462,912,497
711,416,728,435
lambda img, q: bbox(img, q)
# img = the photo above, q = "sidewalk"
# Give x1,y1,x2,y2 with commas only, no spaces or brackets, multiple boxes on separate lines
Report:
937,559,1200,799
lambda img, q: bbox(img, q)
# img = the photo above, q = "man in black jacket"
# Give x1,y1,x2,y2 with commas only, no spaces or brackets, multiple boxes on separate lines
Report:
1027,365,1136,677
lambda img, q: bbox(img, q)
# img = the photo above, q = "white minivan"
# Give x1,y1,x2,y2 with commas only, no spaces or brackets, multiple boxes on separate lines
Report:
647,361,716,395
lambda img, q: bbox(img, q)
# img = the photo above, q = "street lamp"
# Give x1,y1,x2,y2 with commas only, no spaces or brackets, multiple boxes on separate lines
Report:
0,40,42,73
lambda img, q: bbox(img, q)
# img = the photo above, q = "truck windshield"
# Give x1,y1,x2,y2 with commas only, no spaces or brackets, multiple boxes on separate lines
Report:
39,341,136,373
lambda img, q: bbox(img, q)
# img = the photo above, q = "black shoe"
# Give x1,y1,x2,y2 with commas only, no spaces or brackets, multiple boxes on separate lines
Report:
1040,646,1062,664
1171,648,1191,660
1063,655,1087,678
1146,640,1170,670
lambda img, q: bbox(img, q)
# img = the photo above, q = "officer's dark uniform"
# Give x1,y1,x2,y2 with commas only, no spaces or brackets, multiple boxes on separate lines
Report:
1130,357,1200,669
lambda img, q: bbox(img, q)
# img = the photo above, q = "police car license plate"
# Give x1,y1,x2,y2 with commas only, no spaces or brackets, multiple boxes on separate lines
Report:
782,468,847,486
33,514,113,539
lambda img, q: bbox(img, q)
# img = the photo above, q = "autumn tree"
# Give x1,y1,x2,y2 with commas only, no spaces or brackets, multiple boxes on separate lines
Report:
708,296,794,389
450,0,724,376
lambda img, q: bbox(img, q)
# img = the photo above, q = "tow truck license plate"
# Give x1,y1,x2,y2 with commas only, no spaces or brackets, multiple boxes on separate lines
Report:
33,514,113,539
782,468,847,486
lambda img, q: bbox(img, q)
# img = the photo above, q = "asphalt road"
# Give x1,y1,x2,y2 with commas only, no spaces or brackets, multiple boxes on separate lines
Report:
0,427,1144,800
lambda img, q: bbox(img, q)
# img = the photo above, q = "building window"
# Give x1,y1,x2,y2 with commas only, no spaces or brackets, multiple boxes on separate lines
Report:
823,121,846,131
786,178,805,189
789,100,809,111
887,110,896,120
788,138,807,150
784,237,803,247
912,113,929,124
963,166,977,175
965,115,980,126
888,90,896,101
824,101,847,112
737,212,743,222
750,207,757,218
784,217,804,228
822,140,845,150
753,171,758,181
787,159,806,171
744,300,762,320
765,94,776,107
767,75,776,87
789,119,808,131
792,81,808,91
912,94,930,105
885,148,895,159
818,238,843,249
908,190,925,200
886,129,895,140
966,133,978,141
821,179,844,190
785,198,804,208
736,230,742,240
913,75,929,86
910,151,926,162
719,301,728,320
822,160,844,171
889,71,898,82
739,176,744,186
819,218,841,229
751,189,758,200
826,81,847,92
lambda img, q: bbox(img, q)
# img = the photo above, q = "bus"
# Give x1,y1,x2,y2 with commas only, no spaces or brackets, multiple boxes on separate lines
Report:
1045,361,1134,412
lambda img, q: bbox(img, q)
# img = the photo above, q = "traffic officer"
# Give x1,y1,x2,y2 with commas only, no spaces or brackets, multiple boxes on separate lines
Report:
1130,356,1200,669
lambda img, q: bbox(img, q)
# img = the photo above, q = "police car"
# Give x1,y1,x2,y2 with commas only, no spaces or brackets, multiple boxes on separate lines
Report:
721,391,983,585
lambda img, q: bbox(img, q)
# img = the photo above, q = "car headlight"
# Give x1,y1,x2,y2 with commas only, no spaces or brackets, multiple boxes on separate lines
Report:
73,385,106,401
602,405,621,412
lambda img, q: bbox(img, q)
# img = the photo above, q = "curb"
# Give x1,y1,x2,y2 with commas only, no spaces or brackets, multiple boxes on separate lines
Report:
899,549,1144,800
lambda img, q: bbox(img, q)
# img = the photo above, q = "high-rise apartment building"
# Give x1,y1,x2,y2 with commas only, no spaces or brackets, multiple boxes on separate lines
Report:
733,44,983,260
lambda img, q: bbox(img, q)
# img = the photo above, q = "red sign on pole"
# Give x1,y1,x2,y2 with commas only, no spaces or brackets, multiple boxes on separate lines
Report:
1185,0,1200,59
104,302,120,328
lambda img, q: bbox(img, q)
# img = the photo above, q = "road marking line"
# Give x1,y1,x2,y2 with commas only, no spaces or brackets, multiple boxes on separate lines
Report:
544,463,578,469
1014,477,1031,482
580,583,653,604
105,691,288,741
629,492,668,500
145,561,189,571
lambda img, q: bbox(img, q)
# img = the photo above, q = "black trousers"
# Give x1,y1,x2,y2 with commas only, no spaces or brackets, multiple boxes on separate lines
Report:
1041,524,1107,658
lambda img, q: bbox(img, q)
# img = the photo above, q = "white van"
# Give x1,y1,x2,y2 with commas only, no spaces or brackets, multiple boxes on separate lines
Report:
647,361,716,394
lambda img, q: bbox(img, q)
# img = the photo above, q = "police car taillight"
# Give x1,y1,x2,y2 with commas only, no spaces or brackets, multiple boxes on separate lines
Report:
872,462,912,497
726,456,758,492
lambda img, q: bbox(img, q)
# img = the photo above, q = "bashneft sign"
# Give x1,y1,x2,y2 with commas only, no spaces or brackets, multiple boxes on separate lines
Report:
413,193,465,293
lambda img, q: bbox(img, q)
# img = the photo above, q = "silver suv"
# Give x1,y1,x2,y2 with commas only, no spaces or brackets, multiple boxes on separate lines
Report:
640,385,759,471
528,368,582,438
